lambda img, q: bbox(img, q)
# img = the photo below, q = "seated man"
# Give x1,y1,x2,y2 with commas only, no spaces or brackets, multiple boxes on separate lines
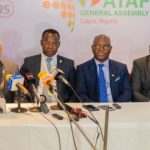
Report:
0,40,19,102
131,55,150,102
20,29,76,103
76,34,132,103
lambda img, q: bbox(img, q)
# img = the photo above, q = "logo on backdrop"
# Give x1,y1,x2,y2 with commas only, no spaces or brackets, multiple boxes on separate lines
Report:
0,0,15,18
78,0,101,6
42,0,75,32
79,0,150,25
41,0,150,30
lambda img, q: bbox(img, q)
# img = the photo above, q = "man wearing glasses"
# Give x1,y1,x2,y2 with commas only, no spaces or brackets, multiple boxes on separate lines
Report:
76,34,132,103
20,29,76,103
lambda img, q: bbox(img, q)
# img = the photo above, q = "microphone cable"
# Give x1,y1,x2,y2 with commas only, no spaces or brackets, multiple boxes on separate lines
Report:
24,73,62,150
69,119,78,150
30,97,62,150
64,81,104,143
68,85,103,148
39,112,62,150
57,92,78,150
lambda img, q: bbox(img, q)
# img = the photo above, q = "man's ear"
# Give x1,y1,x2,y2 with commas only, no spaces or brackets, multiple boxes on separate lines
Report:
91,45,94,52
58,42,61,47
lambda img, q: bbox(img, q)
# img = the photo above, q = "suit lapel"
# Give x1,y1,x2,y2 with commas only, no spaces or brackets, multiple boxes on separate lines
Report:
146,55,150,73
56,55,64,91
88,59,98,100
35,54,41,86
109,60,117,99
57,55,64,70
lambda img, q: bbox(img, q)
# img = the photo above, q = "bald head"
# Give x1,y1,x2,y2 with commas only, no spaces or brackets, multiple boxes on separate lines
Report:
93,34,111,46
91,34,112,63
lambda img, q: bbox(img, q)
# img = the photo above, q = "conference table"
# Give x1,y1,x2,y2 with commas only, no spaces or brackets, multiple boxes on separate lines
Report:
0,102,150,150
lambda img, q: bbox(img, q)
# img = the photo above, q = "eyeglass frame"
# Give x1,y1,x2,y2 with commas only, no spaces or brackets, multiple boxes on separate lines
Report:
93,44,112,50
41,40,60,46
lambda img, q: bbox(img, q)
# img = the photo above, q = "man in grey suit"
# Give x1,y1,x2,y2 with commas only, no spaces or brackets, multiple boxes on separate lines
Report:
131,55,150,102
20,29,76,103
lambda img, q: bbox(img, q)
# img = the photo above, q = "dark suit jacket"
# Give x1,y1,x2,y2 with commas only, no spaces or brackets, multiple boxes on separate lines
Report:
131,55,150,102
0,60,19,103
20,54,76,102
76,58,132,102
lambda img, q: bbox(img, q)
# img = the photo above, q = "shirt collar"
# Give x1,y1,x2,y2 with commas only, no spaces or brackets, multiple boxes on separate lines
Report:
41,52,57,62
94,58,109,68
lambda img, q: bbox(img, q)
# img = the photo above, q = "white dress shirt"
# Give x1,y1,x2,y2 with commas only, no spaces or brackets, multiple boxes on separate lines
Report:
37,53,57,103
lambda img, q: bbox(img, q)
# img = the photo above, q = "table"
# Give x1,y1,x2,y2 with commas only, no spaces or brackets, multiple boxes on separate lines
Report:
0,102,150,150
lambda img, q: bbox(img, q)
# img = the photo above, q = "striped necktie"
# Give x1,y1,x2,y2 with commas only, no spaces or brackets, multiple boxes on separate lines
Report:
46,57,52,73
98,64,108,103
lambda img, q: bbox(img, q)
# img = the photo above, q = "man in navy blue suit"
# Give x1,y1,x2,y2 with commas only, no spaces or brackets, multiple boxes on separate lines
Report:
20,29,75,103
76,34,132,103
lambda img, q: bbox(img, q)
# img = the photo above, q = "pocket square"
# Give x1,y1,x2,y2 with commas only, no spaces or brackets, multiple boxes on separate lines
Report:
114,76,120,82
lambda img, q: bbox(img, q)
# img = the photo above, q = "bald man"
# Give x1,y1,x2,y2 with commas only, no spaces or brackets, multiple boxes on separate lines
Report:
76,34,132,103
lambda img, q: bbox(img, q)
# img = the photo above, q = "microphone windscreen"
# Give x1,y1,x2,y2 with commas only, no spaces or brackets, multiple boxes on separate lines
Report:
38,72,54,87
25,73,36,84
7,74,24,91
6,74,12,81
38,72,47,79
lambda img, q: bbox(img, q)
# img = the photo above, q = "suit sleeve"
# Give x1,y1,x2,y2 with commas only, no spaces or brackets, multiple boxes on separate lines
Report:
115,65,132,102
131,61,150,102
20,58,29,76
76,65,93,102
67,61,76,102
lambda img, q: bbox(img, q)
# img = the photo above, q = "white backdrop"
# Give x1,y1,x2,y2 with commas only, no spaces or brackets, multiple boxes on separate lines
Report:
0,0,150,71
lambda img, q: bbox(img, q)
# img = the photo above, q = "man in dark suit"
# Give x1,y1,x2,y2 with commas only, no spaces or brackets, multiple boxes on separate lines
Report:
20,29,75,103
0,41,19,103
76,34,132,102
131,55,150,102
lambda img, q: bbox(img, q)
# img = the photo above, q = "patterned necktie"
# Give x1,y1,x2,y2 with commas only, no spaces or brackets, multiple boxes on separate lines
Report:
46,57,52,73
98,64,108,103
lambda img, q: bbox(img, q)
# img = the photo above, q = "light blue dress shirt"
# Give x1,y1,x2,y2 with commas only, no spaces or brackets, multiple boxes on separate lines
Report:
95,59,113,102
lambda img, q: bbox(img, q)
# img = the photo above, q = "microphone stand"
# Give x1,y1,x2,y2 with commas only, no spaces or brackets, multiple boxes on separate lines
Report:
103,105,109,150
11,90,28,113
48,84,96,150
29,84,41,112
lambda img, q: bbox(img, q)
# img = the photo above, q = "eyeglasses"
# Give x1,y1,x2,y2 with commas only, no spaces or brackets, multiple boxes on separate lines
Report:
42,41,60,46
93,44,111,50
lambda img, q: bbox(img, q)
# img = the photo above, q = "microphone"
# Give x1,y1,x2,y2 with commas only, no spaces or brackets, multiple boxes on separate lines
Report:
24,73,49,114
38,70,74,112
55,69,71,87
38,68,70,87
38,71,55,87
6,74,30,96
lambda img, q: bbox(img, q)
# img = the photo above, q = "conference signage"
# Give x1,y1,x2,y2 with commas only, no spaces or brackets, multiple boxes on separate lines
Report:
41,0,150,31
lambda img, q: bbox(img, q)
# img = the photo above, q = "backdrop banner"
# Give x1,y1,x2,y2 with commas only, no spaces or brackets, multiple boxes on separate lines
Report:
0,0,150,71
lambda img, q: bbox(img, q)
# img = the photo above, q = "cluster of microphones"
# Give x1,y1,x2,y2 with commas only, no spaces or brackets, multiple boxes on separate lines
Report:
6,68,87,119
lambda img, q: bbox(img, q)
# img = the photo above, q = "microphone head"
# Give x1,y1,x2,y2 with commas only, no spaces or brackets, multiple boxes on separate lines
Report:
24,73,36,84
6,74,12,81
7,74,24,91
38,71,54,87
38,71,47,79
54,69,65,80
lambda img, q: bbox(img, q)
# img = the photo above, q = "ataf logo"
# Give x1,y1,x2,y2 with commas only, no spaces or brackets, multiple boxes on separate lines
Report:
42,0,75,32
78,0,101,6
0,0,15,19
